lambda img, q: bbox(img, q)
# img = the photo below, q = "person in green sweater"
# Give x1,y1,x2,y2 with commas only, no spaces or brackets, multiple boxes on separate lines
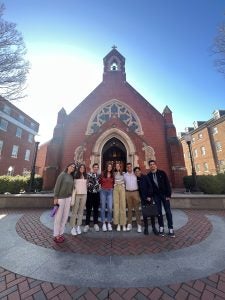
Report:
53,162,75,243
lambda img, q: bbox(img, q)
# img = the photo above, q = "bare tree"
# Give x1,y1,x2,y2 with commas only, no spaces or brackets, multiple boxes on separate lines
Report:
0,3,29,101
213,22,225,76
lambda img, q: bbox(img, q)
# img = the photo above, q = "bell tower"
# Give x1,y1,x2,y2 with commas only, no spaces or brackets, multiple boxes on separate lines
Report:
103,46,126,82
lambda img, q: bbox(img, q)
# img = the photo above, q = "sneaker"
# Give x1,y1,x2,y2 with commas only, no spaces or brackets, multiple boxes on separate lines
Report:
159,227,165,237
94,224,100,232
137,224,142,233
127,224,132,231
71,227,77,236
117,224,121,232
122,225,127,232
102,223,107,232
84,225,89,233
144,228,149,235
168,229,175,238
152,227,159,236
108,223,112,231
77,226,82,235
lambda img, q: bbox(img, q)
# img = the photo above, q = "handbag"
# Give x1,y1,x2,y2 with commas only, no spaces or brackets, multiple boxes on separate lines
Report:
142,201,158,218
71,188,76,206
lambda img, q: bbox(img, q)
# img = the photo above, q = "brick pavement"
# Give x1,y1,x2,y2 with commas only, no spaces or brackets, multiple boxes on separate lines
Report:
0,209,225,299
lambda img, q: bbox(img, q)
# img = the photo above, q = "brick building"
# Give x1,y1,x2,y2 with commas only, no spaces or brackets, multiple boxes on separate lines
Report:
38,48,185,190
180,110,225,175
0,96,39,176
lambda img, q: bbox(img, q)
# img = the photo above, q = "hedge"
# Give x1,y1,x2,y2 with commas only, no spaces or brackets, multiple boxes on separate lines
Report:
0,175,43,194
183,173,225,194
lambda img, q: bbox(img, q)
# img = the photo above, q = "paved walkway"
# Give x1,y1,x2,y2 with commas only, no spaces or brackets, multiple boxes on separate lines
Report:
0,208,225,299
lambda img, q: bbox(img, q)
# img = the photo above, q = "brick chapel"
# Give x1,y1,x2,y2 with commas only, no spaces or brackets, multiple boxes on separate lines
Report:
38,48,186,190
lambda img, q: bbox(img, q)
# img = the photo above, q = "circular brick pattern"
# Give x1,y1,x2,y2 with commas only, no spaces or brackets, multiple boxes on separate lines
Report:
16,209,212,256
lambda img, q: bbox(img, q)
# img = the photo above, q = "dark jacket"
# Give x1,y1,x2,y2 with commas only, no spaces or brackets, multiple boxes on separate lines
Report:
137,174,153,205
147,169,171,198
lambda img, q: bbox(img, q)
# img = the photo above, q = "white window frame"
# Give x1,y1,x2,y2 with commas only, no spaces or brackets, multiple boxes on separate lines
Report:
212,127,218,135
215,141,222,152
24,149,30,161
0,140,3,155
203,162,209,172
28,133,33,143
16,127,22,138
11,145,19,158
0,119,8,131
3,105,11,114
201,146,206,156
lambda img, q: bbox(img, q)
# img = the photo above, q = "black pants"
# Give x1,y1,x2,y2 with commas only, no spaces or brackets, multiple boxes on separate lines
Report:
154,194,173,229
143,216,156,228
85,192,100,225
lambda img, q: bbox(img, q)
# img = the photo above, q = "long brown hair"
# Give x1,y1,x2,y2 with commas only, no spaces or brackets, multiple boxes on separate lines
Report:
75,164,87,179
103,162,113,178
64,162,75,178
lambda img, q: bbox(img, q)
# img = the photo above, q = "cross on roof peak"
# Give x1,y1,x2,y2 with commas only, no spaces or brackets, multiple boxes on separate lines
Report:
112,45,117,49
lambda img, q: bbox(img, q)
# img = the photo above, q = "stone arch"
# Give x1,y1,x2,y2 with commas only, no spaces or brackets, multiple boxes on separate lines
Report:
90,128,138,171
86,99,143,135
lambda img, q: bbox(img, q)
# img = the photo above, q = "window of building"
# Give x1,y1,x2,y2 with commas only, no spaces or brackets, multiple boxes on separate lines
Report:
7,166,14,176
18,114,24,123
16,127,22,138
0,140,3,155
201,146,206,156
192,137,195,144
28,133,33,143
0,119,8,131
198,133,203,140
3,105,11,114
212,127,218,135
11,145,19,158
30,122,36,129
24,149,30,161
215,141,222,152
203,162,209,172
193,149,198,158
195,164,200,172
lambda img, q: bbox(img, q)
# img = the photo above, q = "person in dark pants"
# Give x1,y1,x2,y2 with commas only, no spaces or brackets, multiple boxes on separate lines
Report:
134,167,159,236
84,163,101,232
147,160,175,238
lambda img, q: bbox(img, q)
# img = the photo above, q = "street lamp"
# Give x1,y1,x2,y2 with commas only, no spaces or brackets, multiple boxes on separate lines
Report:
28,137,40,193
184,133,200,192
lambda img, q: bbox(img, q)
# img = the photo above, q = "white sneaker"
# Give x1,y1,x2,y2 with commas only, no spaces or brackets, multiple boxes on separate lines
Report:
117,224,121,232
77,226,82,234
122,225,127,232
108,223,112,231
94,224,99,232
84,225,89,233
137,224,142,233
71,227,77,236
102,223,107,232
127,224,132,231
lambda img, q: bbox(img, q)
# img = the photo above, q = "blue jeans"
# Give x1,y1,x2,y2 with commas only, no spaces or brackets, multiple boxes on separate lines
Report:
100,189,113,222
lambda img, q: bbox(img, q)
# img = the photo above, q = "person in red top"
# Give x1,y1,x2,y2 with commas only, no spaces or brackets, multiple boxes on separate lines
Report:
99,163,114,231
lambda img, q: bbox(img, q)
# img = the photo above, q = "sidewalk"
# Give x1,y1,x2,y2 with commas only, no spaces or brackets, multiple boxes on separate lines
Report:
0,208,225,299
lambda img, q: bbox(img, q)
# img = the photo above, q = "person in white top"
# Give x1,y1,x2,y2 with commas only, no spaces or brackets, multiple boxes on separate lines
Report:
123,162,142,233
113,162,126,232
70,164,87,235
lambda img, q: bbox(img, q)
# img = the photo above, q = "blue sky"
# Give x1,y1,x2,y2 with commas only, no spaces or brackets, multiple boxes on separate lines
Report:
2,0,225,144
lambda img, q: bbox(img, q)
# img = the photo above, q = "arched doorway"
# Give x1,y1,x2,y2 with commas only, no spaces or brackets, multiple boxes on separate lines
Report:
102,138,126,171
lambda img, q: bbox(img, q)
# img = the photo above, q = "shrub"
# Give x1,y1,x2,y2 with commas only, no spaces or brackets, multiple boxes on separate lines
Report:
0,175,43,194
183,174,225,194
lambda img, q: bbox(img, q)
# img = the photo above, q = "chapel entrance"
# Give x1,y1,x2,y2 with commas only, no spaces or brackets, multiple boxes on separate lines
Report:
102,138,127,171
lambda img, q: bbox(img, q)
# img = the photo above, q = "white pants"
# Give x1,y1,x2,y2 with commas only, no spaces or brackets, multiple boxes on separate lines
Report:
53,197,71,237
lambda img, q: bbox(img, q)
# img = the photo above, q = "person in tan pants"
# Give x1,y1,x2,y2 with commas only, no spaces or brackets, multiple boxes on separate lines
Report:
113,162,126,231
70,164,87,235
123,163,141,233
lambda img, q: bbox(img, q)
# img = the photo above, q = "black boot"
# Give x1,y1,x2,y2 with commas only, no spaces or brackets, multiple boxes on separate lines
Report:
144,227,149,235
152,226,159,236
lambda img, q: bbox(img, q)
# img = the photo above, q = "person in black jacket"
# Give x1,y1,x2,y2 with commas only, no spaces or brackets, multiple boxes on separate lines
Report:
134,167,159,236
147,160,175,238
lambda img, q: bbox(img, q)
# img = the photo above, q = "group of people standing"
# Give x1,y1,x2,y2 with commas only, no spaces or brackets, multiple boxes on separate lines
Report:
52,160,175,243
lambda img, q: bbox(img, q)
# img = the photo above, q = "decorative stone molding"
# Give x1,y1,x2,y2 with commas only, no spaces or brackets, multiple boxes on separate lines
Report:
86,99,143,135
90,128,136,171
142,142,156,169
